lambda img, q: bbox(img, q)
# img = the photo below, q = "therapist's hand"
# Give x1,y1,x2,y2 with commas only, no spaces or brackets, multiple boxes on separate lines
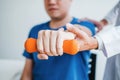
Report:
37,28,75,60
67,25,98,51
80,18,106,32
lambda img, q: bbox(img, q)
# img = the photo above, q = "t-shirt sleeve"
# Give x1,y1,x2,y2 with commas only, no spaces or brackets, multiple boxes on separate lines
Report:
23,26,38,59
79,21,96,36
23,50,33,59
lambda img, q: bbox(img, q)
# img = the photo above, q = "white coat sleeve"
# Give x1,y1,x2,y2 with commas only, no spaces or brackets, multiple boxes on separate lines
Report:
96,26,120,58
104,1,120,25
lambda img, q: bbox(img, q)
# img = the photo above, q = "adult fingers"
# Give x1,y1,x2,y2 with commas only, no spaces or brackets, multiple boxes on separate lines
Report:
43,30,53,56
66,23,89,40
37,30,44,54
50,31,59,56
56,31,64,56
37,53,48,60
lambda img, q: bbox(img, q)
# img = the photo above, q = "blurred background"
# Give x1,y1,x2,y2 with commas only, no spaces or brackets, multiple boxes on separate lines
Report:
0,0,119,80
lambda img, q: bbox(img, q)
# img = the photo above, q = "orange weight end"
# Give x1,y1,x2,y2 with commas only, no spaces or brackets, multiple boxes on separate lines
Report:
63,40,79,55
24,38,37,53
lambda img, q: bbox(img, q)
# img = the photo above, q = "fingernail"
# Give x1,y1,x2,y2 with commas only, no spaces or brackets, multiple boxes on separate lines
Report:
48,52,54,56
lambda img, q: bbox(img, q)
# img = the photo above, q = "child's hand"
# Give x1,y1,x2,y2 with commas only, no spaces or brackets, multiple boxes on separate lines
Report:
37,27,75,60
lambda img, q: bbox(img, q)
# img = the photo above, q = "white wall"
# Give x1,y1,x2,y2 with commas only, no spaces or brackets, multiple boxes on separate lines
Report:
0,0,48,59
0,0,119,80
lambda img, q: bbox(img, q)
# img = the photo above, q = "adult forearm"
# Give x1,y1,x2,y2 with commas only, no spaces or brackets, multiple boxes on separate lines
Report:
78,37,98,51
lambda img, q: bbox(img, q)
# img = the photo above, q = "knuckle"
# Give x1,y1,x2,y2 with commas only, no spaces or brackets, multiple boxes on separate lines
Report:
58,31,61,35
37,44,43,53
51,48,56,53
57,46,62,51
44,30,50,37
37,48,42,53
46,52,53,56
38,30,44,37
58,32,63,38
51,31,55,36
44,31,47,37
38,30,44,34
45,49,50,54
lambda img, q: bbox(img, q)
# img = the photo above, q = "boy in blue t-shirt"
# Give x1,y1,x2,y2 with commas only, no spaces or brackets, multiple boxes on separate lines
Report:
21,0,95,80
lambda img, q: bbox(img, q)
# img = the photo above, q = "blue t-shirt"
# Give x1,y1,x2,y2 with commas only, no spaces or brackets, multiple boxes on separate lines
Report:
23,17,95,80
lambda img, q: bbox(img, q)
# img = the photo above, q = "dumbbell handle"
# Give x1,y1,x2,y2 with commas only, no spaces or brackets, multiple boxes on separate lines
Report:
24,38,79,55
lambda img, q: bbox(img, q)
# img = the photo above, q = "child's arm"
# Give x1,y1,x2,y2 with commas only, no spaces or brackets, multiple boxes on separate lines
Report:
20,59,33,80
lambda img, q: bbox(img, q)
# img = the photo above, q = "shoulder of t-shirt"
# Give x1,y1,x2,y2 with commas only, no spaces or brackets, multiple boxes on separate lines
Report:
28,21,49,38
80,21,96,36
31,21,49,32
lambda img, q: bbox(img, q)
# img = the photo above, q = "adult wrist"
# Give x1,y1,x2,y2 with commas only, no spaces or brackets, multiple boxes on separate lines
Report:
89,37,98,50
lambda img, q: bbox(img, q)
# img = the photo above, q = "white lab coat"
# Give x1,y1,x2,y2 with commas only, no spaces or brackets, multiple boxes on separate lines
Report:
96,27,120,80
97,27,120,58
104,1,120,26
96,1,120,80
95,26,120,80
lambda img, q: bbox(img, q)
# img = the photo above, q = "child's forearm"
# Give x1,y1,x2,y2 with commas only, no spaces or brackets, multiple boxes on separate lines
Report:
20,75,32,80
21,59,33,80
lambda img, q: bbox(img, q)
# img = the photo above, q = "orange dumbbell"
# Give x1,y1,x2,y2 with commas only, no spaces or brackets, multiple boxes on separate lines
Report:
24,38,79,55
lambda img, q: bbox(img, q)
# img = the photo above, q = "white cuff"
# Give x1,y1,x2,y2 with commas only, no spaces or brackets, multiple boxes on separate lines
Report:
96,27,120,58
94,35,108,57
